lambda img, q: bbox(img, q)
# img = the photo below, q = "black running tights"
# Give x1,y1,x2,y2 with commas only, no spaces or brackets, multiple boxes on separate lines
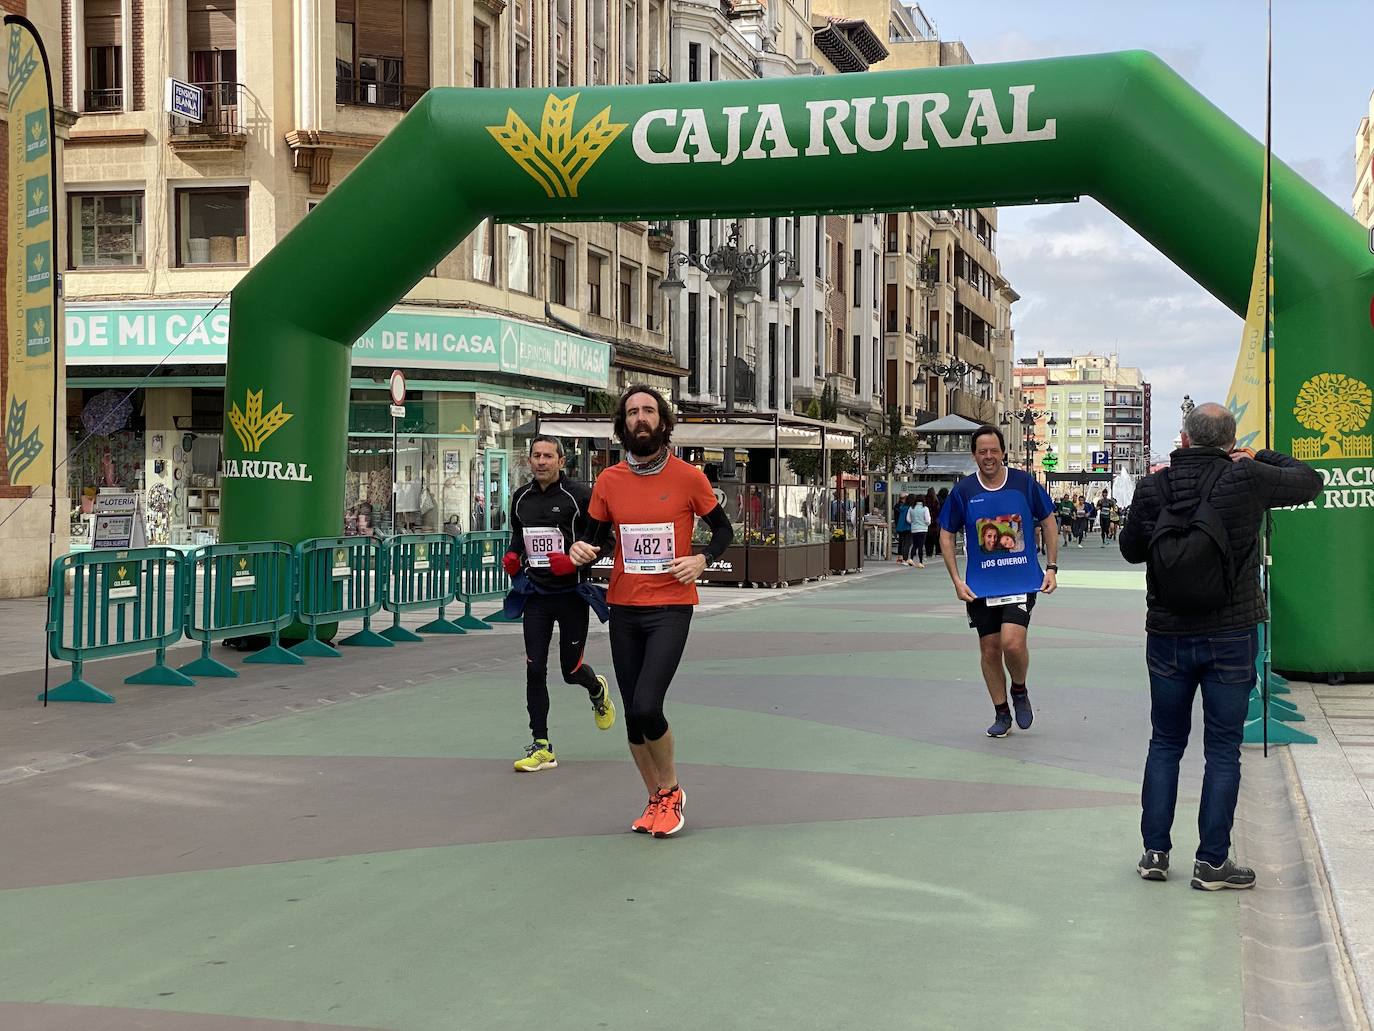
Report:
523,591,601,740
608,604,693,745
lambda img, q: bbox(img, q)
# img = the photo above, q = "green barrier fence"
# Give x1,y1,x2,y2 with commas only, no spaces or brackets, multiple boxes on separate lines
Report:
45,547,191,703
180,541,302,676
379,533,465,642
455,531,511,631
295,535,389,656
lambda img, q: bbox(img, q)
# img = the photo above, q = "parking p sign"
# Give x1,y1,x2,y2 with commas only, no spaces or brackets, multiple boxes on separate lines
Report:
165,78,204,121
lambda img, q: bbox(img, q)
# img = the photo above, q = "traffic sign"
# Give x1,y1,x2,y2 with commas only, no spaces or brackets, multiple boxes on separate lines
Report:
389,369,406,405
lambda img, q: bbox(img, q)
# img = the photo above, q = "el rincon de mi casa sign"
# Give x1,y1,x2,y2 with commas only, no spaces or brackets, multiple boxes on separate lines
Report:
63,303,611,388
217,53,1374,674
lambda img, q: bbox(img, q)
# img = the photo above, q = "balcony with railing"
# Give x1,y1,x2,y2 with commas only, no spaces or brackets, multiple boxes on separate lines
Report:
83,87,123,113
169,82,247,151
336,75,426,112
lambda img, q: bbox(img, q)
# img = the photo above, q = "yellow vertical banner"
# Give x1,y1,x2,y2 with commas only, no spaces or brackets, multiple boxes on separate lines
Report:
5,21,55,486
1225,161,1270,451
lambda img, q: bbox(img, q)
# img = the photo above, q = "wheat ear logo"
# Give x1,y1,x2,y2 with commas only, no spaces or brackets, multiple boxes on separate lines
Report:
486,93,627,199
229,389,292,453
1292,373,1373,461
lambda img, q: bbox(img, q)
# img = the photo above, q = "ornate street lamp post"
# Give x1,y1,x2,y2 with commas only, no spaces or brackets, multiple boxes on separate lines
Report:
1001,394,1056,479
916,348,994,420
658,221,802,478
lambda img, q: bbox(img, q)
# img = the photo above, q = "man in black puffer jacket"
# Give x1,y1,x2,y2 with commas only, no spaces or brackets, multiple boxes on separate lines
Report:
1120,402,1321,891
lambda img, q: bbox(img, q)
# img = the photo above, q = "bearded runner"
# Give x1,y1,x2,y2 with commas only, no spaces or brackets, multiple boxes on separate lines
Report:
569,385,733,838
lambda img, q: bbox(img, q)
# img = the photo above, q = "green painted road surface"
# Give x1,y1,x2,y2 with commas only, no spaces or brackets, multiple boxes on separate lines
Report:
0,545,1245,1030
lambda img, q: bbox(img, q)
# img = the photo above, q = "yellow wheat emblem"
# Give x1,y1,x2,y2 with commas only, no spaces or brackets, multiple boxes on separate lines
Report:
487,93,627,199
228,389,292,453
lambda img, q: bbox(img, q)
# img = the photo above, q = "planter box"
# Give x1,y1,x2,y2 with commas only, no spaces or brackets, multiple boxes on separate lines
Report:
693,544,747,585
746,543,812,586
829,537,860,574
803,542,827,580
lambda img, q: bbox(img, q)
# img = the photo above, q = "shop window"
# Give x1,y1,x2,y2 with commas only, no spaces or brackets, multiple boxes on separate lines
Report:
471,218,495,283
70,192,145,268
587,251,605,315
507,224,533,294
549,239,570,305
336,0,429,110
175,187,248,266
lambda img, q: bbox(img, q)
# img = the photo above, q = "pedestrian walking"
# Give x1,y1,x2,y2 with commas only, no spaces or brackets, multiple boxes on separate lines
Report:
1120,402,1322,890
908,493,929,568
502,436,617,772
569,385,734,838
895,495,912,565
938,425,1059,738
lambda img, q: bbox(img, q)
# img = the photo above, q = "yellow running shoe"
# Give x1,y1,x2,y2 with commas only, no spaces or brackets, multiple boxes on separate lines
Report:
514,739,557,772
591,675,617,731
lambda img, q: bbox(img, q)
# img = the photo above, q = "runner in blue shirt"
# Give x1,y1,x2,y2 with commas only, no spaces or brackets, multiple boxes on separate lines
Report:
939,425,1060,738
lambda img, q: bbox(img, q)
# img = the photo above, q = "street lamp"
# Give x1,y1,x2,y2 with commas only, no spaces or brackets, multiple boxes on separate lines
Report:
916,353,993,418
1001,394,1055,477
659,221,802,479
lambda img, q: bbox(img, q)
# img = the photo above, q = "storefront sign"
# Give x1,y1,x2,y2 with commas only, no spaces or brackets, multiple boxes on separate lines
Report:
65,303,612,388
92,494,147,549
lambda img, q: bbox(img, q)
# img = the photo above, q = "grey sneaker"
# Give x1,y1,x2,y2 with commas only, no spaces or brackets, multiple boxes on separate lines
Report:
1191,858,1256,891
1010,689,1033,730
986,711,1013,738
1137,849,1169,881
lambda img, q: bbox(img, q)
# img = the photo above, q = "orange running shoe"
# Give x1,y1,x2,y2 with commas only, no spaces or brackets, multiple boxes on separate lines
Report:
651,786,686,838
631,794,660,834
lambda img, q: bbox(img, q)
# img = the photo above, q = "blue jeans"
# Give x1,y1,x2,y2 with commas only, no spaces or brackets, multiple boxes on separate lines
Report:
1141,628,1257,865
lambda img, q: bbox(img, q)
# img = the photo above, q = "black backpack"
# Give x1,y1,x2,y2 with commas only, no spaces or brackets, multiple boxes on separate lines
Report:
1147,462,1235,611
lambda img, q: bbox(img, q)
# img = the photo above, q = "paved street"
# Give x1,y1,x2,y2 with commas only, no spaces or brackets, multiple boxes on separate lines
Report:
0,545,1366,1029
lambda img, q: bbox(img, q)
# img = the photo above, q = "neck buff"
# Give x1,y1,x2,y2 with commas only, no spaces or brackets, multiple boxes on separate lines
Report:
625,448,669,476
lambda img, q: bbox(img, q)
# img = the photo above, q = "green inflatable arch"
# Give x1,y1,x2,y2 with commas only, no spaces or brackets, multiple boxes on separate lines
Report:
221,51,1374,675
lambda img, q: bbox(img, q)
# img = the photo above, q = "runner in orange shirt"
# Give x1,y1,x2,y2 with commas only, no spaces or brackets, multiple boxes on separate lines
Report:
569,385,733,838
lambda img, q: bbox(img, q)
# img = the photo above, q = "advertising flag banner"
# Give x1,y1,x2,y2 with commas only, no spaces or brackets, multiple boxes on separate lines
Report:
5,20,56,486
1225,160,1271,451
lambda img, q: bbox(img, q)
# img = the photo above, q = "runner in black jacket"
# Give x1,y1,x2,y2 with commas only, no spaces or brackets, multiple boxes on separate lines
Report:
504,436,616,772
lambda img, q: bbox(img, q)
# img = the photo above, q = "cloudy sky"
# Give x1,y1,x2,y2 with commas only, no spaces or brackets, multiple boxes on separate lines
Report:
938,0,1370,458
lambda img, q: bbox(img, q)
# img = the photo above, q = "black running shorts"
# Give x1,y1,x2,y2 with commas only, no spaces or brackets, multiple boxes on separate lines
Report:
966,594,1036,638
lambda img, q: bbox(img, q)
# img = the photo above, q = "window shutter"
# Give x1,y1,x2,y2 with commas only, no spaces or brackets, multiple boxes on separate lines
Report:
403,0,430,92
84,0,122,48
337,0,356,21
357,0,404,58
187,1,237,51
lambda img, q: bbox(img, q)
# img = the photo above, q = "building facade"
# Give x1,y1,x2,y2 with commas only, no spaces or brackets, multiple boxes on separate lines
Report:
1016,351,1151,477
1355,89,1374,227
58,0,677,546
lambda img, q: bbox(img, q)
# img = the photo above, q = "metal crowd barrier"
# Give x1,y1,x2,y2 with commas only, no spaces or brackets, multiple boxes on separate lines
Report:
379,533,464,642
44,547,191,703
295,535,388,655
454,531,511,630
180,541,302,676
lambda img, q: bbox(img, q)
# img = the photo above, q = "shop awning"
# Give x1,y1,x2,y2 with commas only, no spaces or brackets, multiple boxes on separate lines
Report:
536,417,857,451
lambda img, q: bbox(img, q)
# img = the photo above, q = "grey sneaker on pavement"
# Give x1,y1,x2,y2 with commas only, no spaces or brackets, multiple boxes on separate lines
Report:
986,711,1013,738
1191,858,1256,891
1137,850,1169,881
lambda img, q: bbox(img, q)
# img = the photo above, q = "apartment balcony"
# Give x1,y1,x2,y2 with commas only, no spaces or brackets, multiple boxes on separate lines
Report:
954,280,998,327
83,87,123,113
648,222,674,253
169,82,247,152
950,388,995,424
336,75,426,112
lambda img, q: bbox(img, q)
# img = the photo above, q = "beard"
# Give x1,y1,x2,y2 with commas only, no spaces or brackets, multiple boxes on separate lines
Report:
623,423,667,457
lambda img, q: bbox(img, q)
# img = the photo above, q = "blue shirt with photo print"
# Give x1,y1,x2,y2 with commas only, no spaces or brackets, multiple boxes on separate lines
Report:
939,468,1055,598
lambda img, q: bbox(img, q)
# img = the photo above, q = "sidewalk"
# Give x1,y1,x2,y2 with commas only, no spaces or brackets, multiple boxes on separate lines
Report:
0,549,1368,1029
